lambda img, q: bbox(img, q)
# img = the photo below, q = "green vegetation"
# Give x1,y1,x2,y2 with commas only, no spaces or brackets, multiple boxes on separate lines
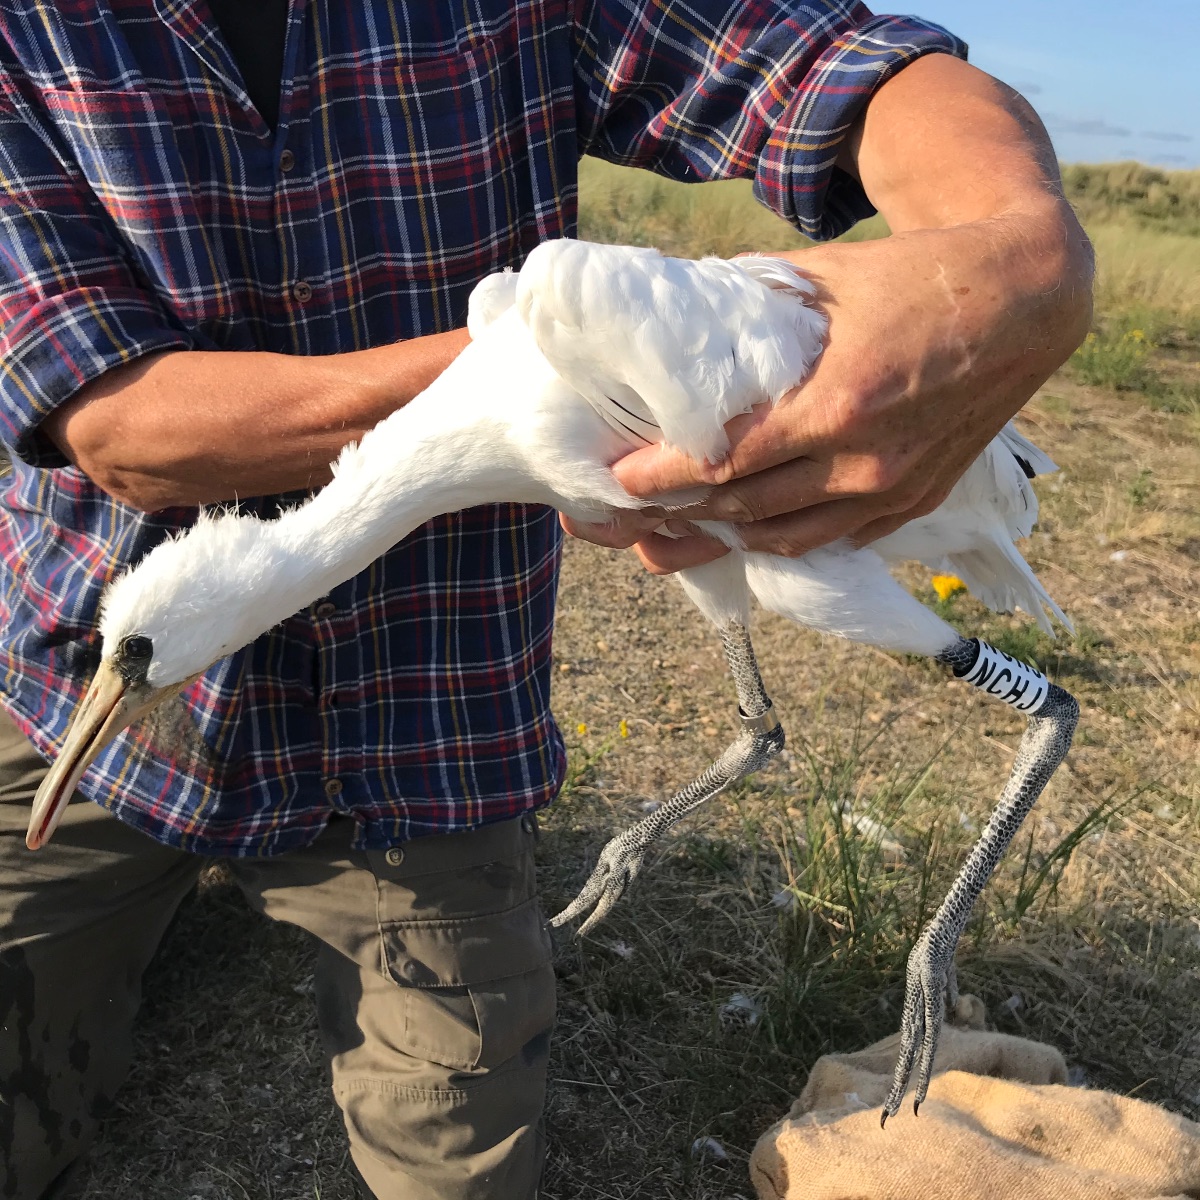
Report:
1048,164,1200,409
1128,468,1157,508
1068,318,1199,415
577,157,888,257
1071,326,1154,392
1061,162,1200,236
1086,221,1200,330
1068,221,1200,413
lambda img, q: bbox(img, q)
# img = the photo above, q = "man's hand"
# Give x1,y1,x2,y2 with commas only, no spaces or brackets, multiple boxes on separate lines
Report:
562,54,1093,575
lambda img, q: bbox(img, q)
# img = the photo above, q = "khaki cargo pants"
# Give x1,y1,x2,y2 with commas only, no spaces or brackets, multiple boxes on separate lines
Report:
0,711,556,1199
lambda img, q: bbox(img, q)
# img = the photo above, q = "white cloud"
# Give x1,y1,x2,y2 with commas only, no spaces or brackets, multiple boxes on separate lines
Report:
1043,113,1131,137
1142,130,1193,143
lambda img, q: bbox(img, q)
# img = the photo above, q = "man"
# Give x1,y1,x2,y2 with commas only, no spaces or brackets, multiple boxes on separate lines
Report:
0,1,1090,1197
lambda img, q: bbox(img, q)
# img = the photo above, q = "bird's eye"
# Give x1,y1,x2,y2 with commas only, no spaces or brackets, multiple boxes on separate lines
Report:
120,635,154,661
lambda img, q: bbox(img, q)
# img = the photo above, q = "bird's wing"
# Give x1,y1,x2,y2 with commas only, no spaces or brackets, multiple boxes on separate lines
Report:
516,240,826,463
944,422,1057,543
873,421,1069,633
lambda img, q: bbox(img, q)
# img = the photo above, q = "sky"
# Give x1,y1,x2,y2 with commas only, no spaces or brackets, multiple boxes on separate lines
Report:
897,1,1199,168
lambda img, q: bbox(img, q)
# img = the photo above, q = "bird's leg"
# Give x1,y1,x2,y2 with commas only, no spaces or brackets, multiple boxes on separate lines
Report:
881,637,1079,1127
552,620,784,936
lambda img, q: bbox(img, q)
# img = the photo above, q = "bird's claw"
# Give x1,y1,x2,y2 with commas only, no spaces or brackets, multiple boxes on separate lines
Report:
550,829,650,936
880,936,956,1127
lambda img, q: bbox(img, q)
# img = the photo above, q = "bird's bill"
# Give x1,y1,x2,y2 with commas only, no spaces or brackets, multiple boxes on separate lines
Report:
26,661,175,851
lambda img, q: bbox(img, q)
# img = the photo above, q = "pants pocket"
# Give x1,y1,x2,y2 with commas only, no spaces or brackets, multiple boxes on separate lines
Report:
381,897,555,1072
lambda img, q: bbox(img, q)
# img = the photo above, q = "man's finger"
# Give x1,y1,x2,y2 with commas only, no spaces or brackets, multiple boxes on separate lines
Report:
650,455,842,524
611,441,725,499
631,530,730,576
613,400,812,499
559,511,658,549
735,496,883,558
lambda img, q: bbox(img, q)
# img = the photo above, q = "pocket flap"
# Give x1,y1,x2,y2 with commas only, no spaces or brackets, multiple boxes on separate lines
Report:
382,896,551,988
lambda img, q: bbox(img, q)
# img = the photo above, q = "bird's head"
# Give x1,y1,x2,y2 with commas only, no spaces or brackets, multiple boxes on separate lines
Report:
26,511,279,850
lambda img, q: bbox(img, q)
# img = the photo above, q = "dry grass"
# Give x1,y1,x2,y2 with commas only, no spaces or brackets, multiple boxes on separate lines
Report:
1087,222,1200,330
76,169,1200,1199
576,157,889,256
1061,162,1200,237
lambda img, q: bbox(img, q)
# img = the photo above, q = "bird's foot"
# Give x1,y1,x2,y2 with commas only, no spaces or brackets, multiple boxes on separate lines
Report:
550,825,652,936
880,934,957,1127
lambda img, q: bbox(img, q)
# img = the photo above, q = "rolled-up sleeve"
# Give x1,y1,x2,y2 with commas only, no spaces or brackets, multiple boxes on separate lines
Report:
573,2,967,240
0,96,195,468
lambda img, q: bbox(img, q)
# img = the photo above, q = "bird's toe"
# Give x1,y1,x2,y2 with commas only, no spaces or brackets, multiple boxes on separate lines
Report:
551,833,650,933
882,990,924,1124
881,937,958,1125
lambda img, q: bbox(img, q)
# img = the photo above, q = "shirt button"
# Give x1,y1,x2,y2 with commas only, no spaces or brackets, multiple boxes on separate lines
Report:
314,601,336,618
324,778,343,798
292,280,313,303
385,847,405,867
279,148,296,173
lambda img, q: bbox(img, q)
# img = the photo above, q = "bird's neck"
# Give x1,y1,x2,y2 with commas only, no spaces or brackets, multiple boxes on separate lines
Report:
231,344,530,638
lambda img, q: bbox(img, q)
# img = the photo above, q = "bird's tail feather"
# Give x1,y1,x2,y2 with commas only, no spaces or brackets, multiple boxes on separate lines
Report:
944,541,1072,637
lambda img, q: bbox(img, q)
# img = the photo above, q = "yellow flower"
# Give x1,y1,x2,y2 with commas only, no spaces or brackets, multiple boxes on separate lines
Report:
576,722,588,735
619,719,629,738
1085,331,1097,344
1129,328,1145,341
931,574,966,602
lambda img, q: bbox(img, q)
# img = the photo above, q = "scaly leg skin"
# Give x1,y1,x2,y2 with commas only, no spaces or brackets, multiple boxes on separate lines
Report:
552,620,784,936
880,637,1080,1127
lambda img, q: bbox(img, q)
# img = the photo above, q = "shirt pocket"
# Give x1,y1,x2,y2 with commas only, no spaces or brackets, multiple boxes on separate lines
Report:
340,34,504,153
41,88,211,321
337,32,518,278
381,896,555,1072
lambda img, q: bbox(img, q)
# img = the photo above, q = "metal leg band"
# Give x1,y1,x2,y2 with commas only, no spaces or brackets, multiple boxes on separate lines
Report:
740,702,780,734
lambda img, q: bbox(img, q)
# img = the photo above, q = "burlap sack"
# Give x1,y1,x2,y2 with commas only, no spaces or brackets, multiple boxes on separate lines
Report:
751,1010,1200,1200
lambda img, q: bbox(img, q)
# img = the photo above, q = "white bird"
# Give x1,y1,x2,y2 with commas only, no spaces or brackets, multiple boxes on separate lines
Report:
26,239,1078,1125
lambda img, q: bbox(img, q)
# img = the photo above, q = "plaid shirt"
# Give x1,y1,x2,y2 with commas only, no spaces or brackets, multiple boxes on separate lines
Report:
0,1,963,855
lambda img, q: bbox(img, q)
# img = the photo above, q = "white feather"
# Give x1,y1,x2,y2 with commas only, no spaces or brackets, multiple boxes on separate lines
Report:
466,268,519,339
516,240,825,463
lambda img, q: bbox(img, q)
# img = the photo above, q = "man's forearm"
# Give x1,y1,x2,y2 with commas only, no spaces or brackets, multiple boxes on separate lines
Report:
44,328,471,512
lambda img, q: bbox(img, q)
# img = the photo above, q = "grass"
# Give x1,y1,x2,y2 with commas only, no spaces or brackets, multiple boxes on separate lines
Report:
1067,319,1199,416
1063,173,1200,416
1066,215,1200,414
576,157,889,256
1061,162,1200,237
1086,222,1200,331
1071,327,1156,392
77,165,1200,1199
